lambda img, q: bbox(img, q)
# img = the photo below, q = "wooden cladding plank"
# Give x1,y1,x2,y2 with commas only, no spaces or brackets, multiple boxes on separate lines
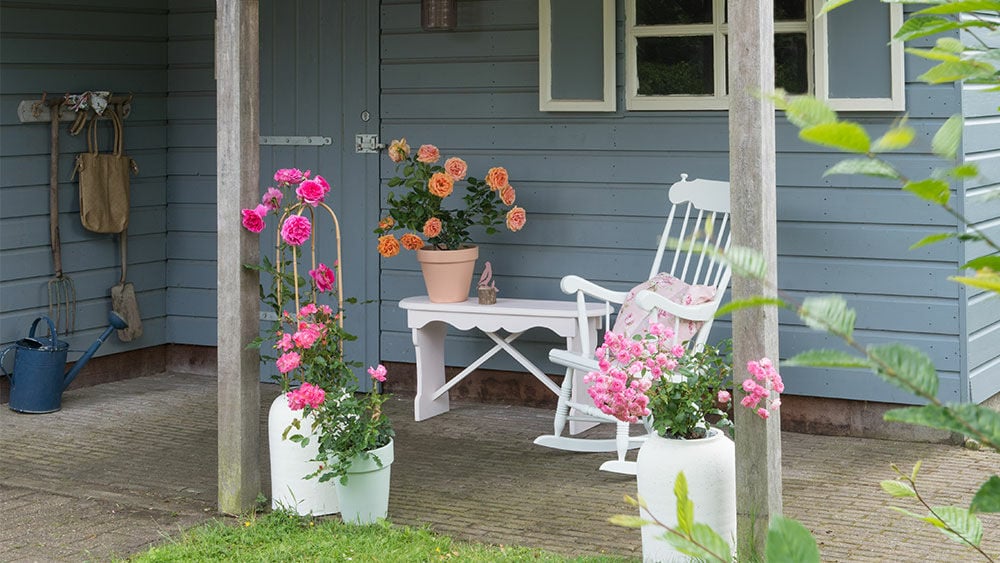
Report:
167,231,216,261
1,152,167,188
0,260,165,313
964,118,1000,154
168,38,214,67
0,6,167,38
166,147,215,176
969,322,1000,372
0,68,168,94
167,315,216,346
0,37,166,66
381,60,537,90
167,287,216,317
0,94,167,126
0,234,167,282
167,94,216,120
965,152,1000,190
780,366,961,404
167,259,216,290
1,207,166,251
166,176,217,204
0,121,169,157
965,186,1000,224
380,0,536,32
381,30,537,61
970,360,1000,403
0,178,165,218
963,86,1000,119
166,203,216,232
967,291,1000,334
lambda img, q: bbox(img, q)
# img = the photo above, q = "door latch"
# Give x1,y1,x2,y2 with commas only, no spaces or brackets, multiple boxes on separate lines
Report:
355,134,384,154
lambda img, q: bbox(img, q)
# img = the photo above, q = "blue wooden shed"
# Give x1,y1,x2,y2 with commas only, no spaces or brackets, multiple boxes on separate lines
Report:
1,1,997,435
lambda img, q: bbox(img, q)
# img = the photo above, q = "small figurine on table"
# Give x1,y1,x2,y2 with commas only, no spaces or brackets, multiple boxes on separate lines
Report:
477,261,498,305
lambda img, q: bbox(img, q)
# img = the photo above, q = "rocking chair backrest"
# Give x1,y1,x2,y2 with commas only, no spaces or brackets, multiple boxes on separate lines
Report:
648,174,732,349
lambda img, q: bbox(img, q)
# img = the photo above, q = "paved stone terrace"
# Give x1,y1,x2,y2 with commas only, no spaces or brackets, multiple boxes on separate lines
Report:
0,372,997,561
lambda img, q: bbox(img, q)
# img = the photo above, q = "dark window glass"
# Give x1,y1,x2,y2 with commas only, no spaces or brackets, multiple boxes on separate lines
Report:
775,33,808,94
636,0,712,25
636,36,714,95
775,0,807,21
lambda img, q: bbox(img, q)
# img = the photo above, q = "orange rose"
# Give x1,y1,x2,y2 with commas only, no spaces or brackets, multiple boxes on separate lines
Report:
400,233,424,251
378,216,395,231
486,167,508,191
377,234,401,257
423,217,442,238
417,144,440,164
388,138,410,163
506,206,526,232
499,184,516,206
444,157,467,181
427,172,454,198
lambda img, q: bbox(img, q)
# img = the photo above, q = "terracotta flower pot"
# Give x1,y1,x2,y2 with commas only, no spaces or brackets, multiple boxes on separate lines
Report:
415,245,479,303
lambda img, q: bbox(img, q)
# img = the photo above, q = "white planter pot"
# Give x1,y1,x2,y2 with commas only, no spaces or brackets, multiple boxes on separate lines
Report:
636,429,736,563
334,438,394,524
268,393,339,515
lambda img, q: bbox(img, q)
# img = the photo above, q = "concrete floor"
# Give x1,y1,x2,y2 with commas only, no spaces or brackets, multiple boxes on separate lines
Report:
0,371,997,561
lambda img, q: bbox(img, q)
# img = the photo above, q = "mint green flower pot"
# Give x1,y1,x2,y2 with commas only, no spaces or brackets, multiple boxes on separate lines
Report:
334,438,394,524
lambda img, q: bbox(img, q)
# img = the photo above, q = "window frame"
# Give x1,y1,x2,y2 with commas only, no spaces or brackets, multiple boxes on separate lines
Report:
539,0,617,112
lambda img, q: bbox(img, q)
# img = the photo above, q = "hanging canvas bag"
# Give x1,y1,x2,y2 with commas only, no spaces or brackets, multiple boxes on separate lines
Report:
74,109,136,234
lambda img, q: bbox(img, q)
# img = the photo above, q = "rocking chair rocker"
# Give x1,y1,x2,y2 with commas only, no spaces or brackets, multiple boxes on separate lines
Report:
533,174,733,475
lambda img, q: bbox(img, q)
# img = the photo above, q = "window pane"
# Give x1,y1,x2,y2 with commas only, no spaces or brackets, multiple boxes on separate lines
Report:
775,33,808,94
637,36,715,95
774,0,806,21
636,0,712,25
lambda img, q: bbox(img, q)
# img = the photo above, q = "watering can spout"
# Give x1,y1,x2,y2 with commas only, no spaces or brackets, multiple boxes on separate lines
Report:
63,311,129,391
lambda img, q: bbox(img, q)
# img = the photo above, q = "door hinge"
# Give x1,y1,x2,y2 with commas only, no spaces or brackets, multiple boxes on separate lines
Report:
260,136,332,146
355,134,384,154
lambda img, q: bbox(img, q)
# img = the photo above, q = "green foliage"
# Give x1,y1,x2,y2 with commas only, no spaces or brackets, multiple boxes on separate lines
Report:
872,123,916,152
713,244,768,279
910,232,955,250
884,403,1000,448
903,178,951,205
715,297,787,317
647,340,733,439
823,158,901,179
881,479,917,498
799,122,871,153
764,517,821,563
866,343,939,399
971,476,1000,514
663,523,732,563
932,116,963,160
783,349,873,369
674,472,694,535
798,295,856,338
925,506,984,546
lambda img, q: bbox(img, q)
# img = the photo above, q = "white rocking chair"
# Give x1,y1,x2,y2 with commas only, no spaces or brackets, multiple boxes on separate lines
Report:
533,174,733,475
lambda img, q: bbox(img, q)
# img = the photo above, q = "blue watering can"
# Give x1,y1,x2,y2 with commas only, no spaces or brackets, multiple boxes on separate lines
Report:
0,311,128,413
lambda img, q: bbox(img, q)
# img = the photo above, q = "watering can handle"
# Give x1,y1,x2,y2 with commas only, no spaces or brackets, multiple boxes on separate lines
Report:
28,316,59,348
0,344,14,381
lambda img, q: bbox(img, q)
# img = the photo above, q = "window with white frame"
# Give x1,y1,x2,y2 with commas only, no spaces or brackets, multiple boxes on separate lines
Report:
612,0,904,111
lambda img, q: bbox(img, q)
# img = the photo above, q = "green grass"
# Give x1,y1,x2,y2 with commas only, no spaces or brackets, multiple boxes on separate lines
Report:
130,511,630,562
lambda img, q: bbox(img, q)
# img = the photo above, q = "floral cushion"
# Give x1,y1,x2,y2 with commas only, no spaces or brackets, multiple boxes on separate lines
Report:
611,273,716,342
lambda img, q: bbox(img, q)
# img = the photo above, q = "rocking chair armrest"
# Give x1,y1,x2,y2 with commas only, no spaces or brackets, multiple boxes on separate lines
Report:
634,289,719,322
549,348,600,373
560,275,628,304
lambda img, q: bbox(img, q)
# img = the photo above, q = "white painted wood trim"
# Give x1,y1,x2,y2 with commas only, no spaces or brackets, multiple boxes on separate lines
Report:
538,0,616,112
814,0,905,112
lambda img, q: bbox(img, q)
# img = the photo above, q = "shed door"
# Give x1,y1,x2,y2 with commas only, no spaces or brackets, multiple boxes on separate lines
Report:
259,0,380,390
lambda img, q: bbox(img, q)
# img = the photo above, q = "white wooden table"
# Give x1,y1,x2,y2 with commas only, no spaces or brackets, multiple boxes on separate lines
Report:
399,296,605,423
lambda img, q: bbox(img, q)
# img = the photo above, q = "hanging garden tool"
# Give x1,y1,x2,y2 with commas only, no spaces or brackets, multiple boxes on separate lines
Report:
74,103,142,341
46,97,76,334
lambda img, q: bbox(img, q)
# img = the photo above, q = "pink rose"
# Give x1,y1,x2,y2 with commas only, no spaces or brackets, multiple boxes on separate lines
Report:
309,263,336,293
296,180,325,206
299,303,318,317
416,144,440,164
718,390,731,403
444,157,467,180
499,185,516,206
276,333,293,352
274,168,310,185
262,188,283,211
368,364,388,383
313,175,331,194
292,328,321,349
505,206,526,232
287,382,326,410
240,204,268,233
276,351,301,374
281,214,312,246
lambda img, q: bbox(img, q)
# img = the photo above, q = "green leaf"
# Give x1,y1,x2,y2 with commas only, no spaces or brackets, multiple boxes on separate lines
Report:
911,460,922,482
766,516,821,563
674,472,694,535
720,245,768,279
881,479,917,498
866,343,939,398
799,295,857,338
784,96,838,128
817,0,856,16
922,61,992,84
884,403,1000,447
784,349,873,369
947,163,979,179
910,232,955,250
663,524,732,563
916,1,1000,15
800,122,872,154
894,15,962,42
903,179,951,205
928,506,983,546
607,515,653,528
970,476,1000,514
689,523,733,562
933,115,963,160
962,256,1000,271
823,158,901,179
715,297,788,317
872,125,916,152
950,272,1000,293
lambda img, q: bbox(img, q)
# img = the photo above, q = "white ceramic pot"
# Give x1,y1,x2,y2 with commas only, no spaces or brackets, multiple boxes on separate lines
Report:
636,429,736,562
268,393,339,515
334,438,394,524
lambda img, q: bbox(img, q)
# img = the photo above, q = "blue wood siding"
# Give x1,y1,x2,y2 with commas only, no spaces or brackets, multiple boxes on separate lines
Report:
165,0,217,345
0,1,168,359
377,0,969,405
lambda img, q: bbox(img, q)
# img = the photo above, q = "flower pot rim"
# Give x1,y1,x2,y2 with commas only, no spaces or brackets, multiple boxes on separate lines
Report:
414,244,479,265
342,438,395,474
650,427,728,443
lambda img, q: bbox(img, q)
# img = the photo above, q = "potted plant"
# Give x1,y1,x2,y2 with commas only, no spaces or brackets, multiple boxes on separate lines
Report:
242,167,394,520
586,325,783,561
374,138,527,303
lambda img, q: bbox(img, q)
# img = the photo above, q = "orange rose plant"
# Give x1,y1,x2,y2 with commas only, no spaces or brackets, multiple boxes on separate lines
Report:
375,138,526,256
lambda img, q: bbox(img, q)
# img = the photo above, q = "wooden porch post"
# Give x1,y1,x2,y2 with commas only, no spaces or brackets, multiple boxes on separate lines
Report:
727,0,783,557
216,0,261,515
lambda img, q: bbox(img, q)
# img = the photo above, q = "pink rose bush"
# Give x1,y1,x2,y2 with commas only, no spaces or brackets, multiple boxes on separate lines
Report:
376,138,528,252
287,382,326,410
309,263,336,293
740,358,783,419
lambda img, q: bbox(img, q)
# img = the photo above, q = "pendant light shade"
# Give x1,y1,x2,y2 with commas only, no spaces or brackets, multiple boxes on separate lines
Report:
421,0,457,31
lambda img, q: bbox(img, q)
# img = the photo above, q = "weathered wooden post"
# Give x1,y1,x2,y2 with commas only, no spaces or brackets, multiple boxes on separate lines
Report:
216,0,261,514
727,0,783,557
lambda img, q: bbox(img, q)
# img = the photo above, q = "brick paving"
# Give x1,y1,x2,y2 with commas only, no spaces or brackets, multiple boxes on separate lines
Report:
0,371,996,561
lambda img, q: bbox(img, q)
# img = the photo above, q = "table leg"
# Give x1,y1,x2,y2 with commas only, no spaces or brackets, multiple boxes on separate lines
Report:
413,321,449,421
567,318,601,435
